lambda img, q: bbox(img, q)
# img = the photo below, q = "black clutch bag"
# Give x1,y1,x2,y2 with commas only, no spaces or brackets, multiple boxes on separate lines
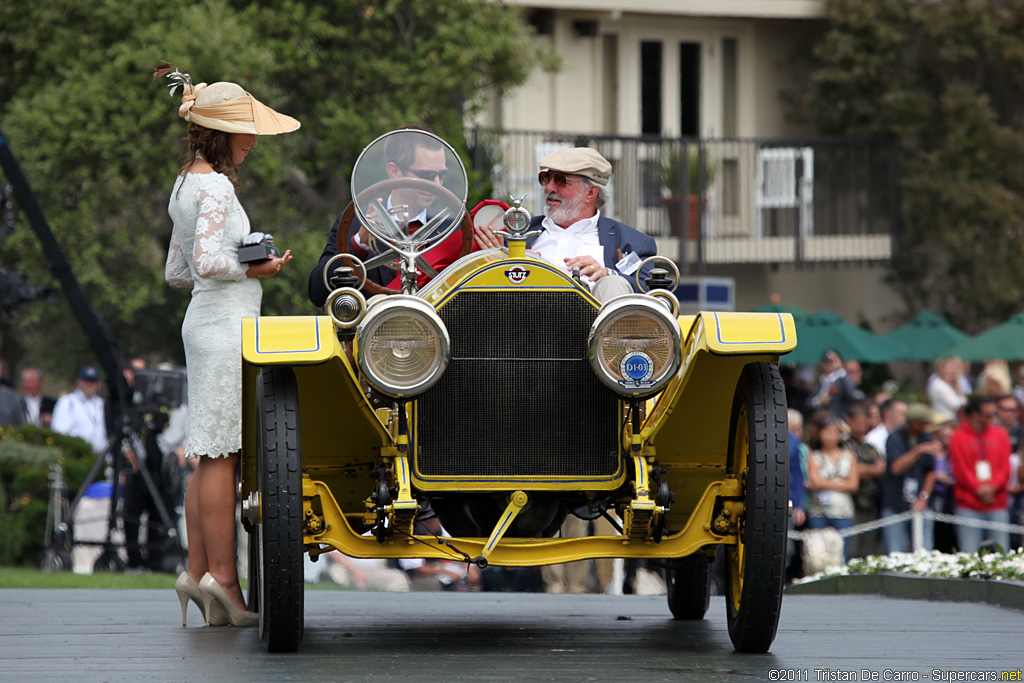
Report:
238,233,281,264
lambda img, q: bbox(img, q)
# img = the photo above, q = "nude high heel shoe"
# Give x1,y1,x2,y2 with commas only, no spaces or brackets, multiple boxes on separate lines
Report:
175,571,229,627
198,573,259,627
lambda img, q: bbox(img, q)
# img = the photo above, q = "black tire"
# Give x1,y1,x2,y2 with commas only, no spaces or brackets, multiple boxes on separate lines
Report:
723,362,788,653
256,367,304,653
93,548,126,573
39,547,73,573
246,526,260,613
666,554,712,620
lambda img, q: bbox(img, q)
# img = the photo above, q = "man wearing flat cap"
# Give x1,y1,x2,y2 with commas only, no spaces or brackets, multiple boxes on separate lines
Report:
475,147,656,300
52,365,109,455
880,402,942,553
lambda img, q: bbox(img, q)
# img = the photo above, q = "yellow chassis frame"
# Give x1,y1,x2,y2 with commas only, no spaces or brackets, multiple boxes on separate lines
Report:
300,475,743,566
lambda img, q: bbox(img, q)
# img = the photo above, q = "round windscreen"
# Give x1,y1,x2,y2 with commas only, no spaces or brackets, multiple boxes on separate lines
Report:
350,129,468,253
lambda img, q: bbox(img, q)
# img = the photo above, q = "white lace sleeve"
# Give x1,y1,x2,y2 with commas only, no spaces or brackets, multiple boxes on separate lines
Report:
164,221,194,289
193,185,248,281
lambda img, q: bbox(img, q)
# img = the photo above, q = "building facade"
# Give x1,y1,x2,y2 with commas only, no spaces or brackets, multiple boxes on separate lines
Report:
475,0,902,330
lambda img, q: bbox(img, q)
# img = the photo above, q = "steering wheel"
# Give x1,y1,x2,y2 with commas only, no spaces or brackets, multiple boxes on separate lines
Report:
334,177,474,296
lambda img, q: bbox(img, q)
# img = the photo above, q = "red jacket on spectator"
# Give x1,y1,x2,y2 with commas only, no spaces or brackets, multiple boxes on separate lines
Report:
949,421,1011,512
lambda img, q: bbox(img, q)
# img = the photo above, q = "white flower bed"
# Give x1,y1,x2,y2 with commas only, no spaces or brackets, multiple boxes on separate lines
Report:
795,548,1024,584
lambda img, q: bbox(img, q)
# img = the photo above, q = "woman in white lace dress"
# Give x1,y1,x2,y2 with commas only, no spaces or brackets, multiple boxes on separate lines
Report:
163,76,298,627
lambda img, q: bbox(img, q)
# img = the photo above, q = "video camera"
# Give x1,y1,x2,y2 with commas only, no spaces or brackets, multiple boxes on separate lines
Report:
131,366,187,416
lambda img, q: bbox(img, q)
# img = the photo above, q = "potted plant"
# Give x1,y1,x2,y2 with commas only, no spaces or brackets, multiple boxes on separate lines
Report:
660,146,716,239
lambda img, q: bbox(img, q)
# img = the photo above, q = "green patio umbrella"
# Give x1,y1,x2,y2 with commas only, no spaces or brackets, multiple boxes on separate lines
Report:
942,311,1024,362
783,309,910,365
881,310,971,361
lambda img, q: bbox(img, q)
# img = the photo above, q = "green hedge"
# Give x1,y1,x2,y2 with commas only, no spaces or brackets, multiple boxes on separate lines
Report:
0,425,98,566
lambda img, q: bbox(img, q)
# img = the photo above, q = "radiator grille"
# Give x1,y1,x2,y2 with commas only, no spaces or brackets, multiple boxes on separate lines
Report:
416,291,621,478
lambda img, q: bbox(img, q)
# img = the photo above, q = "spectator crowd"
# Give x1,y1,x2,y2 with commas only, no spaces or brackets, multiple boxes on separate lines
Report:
785,350,1024,581
4,349,1023,590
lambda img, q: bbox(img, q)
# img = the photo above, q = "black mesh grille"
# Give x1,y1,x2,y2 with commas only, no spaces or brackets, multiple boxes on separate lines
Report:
417,291,621,478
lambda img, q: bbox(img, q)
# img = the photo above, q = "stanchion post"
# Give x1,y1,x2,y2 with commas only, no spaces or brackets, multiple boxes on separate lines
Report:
911,510,923,552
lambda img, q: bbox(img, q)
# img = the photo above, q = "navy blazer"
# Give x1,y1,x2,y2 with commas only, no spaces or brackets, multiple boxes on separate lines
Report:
308,209,453,307
524,215,658,293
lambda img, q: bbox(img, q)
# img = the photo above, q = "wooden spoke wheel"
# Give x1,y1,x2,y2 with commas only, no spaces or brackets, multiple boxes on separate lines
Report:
255,367,305,652
723,362,789,653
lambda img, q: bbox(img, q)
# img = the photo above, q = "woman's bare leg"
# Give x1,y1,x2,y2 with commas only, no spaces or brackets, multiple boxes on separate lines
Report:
196,452,249,611
184,464,208,582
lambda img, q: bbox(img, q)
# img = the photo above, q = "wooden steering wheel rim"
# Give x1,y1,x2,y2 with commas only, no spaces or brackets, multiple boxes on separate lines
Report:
334,201,474,296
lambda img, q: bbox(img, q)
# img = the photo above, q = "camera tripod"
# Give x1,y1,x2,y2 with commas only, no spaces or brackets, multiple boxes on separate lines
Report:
57,414,185,574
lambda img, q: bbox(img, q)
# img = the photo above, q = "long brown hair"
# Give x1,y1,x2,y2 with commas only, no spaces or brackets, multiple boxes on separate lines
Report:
181,123,238,185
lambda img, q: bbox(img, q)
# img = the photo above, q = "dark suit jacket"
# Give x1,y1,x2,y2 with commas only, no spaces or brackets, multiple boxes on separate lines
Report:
24,395,56,422
524,215,658,293
307,208,459,307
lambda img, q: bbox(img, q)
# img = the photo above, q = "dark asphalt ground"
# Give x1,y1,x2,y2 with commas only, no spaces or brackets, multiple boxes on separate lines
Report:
1,590,1021,682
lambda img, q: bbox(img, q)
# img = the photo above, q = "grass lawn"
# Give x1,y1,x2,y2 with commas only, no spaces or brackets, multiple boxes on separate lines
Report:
0,567,179,589
0,566,349,590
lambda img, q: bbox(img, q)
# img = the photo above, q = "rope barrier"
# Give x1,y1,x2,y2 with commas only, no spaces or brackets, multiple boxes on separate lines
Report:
788,510,1024,542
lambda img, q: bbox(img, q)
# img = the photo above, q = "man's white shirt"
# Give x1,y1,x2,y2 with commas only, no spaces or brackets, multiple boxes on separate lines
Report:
352,197,430,251
23,394,42,425
865,424,890,457
52,389,108,455
532,211,605,284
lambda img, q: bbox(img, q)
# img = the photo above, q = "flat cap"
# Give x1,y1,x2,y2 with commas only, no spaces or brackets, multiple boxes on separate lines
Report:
538,147,612,186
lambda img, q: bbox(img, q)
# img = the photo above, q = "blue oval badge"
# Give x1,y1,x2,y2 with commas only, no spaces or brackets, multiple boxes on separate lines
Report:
619,351,655,388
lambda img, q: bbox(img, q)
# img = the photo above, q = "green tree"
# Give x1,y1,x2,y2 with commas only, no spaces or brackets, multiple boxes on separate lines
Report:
0,0,551,376
793,0,1024,333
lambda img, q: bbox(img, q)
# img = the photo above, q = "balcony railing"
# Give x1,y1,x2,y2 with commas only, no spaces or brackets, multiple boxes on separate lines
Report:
467,129,900,270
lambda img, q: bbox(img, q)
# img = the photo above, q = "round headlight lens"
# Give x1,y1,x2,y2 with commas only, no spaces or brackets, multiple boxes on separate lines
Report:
355,296,450,398
589,297,681,397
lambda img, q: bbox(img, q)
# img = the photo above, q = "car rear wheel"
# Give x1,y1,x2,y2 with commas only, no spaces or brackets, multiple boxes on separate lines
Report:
246,527,260,613
256,367,304,652
665,554,712,620
723,362,788,653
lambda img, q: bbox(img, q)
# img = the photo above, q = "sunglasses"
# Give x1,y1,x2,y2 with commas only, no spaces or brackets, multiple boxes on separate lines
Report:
402,167,447,182
538,170,583,187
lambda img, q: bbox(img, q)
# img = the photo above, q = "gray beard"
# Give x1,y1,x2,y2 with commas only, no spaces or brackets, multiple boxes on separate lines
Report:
544,191,587,226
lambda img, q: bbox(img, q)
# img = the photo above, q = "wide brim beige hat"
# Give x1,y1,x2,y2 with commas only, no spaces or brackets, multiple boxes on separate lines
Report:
906,402,935,425
538,147,612,186
926,412,955,431
179,81,299,135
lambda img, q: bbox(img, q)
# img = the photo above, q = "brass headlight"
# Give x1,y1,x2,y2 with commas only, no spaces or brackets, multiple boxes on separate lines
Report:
588,296,682,398
355,296,450,398
326,287,367,330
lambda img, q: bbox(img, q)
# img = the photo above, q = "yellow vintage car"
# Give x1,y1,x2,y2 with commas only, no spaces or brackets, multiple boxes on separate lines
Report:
239,130,797,653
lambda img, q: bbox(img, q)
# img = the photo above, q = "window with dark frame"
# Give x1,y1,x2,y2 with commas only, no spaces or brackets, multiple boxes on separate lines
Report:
679,42,701,137
640,41,663,136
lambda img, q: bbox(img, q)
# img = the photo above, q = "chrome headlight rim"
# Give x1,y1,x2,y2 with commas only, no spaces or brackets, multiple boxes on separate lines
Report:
354,295,450,399
588,295,682,398
647,289,680,318
326,287,368,330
